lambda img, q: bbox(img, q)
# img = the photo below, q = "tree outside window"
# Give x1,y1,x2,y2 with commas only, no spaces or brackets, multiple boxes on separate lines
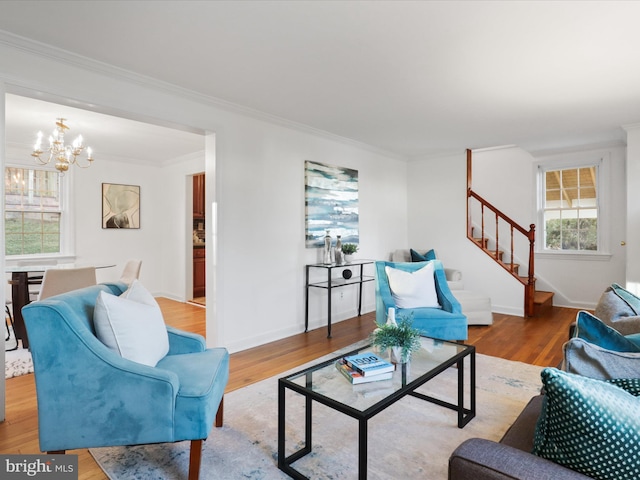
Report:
543,166,598,251
5,167,61,256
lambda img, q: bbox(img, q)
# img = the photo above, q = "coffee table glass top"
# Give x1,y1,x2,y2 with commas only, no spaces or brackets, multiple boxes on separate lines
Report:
284,337,471,413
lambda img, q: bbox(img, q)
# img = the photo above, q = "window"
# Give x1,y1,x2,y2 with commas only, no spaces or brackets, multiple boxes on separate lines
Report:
541,165,599,252
5,167,61,256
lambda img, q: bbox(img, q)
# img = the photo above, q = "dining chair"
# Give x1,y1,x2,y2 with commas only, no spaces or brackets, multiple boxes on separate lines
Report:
17,259,58,301
5,302,17,351
37,266,97,301
119,259,142,286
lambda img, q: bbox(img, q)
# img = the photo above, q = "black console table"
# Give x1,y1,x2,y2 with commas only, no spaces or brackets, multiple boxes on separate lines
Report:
305,260,374,338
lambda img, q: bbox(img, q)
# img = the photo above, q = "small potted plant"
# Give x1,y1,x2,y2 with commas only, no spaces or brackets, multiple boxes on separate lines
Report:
370,314,421,364
341,243,358,263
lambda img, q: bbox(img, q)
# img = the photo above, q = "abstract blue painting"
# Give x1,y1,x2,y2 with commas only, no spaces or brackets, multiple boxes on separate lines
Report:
305,160,359,247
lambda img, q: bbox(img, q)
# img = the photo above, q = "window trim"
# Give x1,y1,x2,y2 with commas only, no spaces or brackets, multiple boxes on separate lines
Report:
534,153,611,259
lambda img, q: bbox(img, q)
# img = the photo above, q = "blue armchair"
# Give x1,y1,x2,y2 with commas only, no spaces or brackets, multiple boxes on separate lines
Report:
375,260,468,341
22,282,229,480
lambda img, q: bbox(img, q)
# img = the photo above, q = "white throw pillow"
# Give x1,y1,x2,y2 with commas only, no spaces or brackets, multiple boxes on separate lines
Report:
94,282,169,367
385,263,440,309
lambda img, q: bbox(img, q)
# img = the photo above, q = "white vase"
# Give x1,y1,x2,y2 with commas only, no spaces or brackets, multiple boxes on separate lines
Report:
344,254,353,264
391,346,410,364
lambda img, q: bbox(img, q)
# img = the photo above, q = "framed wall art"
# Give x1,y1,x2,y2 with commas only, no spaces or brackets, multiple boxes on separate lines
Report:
305,160,359,247
102,183,140,229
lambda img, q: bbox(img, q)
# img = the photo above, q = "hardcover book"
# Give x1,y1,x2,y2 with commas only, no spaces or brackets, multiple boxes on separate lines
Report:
335,359,393,384
344,351,395,376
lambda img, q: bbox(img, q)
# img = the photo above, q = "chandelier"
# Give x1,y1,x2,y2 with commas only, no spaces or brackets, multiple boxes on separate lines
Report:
31,118,94,173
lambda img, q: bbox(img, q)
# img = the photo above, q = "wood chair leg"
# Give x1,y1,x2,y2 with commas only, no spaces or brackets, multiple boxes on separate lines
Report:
215,396,224,427
188,439,202,480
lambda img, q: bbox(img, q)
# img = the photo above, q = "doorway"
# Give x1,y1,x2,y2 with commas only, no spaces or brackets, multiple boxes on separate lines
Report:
191,172,206,305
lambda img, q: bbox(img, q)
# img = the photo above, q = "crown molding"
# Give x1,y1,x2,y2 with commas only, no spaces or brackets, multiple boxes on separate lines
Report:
529,139,626,158
0,30,407,162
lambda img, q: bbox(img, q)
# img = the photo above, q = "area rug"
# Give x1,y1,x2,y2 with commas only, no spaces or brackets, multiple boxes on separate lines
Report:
91,348,543,480
5,325,33,379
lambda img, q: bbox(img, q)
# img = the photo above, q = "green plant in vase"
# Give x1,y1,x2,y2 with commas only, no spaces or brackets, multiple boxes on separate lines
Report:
341,243,358,262
370,314,421,363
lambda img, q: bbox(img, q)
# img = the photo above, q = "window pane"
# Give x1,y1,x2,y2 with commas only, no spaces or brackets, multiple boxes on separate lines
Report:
542,165,598,252
4,167,62,256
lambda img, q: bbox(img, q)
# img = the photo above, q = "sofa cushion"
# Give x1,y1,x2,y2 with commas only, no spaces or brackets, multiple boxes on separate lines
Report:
574,310,640,351
410,248,436,262
533,368,640,479
385,262,439,309
611,283,640,314
564,337,640,380
94,281,169,367
595,285,640,336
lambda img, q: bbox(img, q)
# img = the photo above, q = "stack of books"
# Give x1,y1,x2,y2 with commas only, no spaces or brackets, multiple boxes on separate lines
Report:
335,351,395,384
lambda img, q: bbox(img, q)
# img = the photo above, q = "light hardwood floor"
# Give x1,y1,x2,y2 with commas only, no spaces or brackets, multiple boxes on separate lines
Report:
0,298,580,479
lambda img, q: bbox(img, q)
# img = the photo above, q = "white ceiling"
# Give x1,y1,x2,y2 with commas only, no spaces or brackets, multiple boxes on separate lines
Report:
5,94,205,165
1,0,640,160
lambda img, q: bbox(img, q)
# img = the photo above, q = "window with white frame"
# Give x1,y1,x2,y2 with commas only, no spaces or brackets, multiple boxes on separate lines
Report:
539,163,600,252
5,167,62,256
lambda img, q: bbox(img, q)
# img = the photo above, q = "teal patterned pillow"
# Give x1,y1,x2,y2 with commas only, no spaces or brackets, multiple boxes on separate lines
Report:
607,378,640,396
534,368,640,479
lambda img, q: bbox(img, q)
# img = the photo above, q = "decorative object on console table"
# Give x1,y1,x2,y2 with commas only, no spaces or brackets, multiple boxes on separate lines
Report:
342,268,352,280
335,235,344,265
370,312,422,364
323,230,332,264
342,243,358,263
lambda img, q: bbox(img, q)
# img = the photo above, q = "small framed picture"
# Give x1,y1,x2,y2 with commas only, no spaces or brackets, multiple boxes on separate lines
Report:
102,183,140,229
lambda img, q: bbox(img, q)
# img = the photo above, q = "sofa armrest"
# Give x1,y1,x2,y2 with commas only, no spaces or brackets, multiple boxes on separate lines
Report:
167,326,206,354
449,438,589,480
435,265,463,314
445,267,464,290
445,267,462,283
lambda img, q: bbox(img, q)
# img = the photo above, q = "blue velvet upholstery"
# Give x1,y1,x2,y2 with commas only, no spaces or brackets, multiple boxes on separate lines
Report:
375,260,468,340
22,283,229,454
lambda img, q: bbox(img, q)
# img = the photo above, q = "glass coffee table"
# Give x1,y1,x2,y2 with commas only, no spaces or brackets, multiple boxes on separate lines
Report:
277,337,475,479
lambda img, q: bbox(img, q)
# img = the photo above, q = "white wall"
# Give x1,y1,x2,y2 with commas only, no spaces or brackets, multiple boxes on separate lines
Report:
0,41,409,360
624,124,640,293
212,113,408,351
407,145,627,315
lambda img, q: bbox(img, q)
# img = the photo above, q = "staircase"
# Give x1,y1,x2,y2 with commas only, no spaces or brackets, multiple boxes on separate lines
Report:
466,149,553,316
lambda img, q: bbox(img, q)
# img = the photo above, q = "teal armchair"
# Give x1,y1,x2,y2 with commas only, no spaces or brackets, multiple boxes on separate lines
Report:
22,282,229,480
375,260,468,341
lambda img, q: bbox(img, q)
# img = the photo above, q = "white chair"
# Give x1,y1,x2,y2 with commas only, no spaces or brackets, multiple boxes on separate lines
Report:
37,267,97,301
17,259,58,301
119,260,142,286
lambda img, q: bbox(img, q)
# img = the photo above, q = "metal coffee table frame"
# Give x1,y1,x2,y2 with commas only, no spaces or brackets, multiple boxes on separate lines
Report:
277,340,475,479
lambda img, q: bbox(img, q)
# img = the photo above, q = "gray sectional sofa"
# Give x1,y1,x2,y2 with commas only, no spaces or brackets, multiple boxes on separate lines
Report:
450,283,640,480
448,395,589,479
